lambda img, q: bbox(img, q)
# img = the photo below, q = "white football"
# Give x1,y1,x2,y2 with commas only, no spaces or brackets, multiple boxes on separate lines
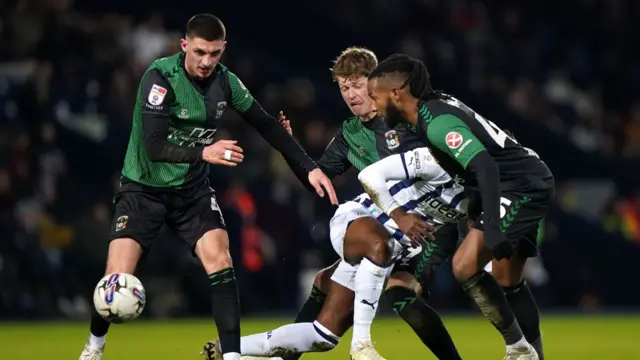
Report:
93,273,146,324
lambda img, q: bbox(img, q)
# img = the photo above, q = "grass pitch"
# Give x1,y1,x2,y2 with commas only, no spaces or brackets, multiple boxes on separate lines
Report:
1,315,638,359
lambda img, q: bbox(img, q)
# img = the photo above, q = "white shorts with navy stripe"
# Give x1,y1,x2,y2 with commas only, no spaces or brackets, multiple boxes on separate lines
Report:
328,201,409,291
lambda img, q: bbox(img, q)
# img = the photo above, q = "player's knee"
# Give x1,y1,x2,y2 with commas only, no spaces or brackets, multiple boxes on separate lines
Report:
451,251,477,282
386,271,422,295
314,262,338,293
195,229,233,273
311,320,340,351
105,238,143,274
344,218,391,265
491,258,526,287
364,235,392,266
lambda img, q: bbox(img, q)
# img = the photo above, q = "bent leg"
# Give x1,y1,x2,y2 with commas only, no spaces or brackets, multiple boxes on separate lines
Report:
452,229,527,349
493,255,544,359
385,272,461,360
342,217,394,349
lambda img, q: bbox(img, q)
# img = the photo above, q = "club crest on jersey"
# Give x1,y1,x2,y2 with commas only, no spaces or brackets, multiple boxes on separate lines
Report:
215,101,227,119
148,84,167,106
115,215,128,232
178,108,188,119
384,130,400,149
446,131,463,149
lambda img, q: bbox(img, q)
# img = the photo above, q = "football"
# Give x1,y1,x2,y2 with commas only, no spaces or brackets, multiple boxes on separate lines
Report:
93,273,146,324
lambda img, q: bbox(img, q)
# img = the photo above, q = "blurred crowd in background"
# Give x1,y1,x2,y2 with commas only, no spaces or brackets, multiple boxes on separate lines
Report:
0,0,639,320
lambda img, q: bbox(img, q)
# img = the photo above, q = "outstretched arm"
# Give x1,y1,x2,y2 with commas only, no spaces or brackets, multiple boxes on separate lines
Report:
227,71,337,204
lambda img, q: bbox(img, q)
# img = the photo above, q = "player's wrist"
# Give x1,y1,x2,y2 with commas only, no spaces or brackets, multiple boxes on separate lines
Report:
306,165,320,174
388,205,405,220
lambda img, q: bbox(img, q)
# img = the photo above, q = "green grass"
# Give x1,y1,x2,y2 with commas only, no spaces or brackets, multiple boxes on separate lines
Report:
1,315,639,359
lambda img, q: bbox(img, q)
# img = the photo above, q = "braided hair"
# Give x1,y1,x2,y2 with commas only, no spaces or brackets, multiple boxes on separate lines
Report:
368,54,443,100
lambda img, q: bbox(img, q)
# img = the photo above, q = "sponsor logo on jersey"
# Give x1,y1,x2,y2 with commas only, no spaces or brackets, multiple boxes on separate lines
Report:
445,131,463,149
384,130,400,149
115,215,128,231
148,84,167,106
413,150,421,169
454,139,473,158
215,101,227,119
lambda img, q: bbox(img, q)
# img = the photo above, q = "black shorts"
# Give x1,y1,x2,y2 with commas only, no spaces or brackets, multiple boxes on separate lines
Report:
392,222,459,291
108,178,226,253
472,186,553,258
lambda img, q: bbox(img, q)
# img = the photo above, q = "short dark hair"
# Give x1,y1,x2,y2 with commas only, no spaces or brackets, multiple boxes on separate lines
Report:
186,14,226,41
330,47,378,81
369,54,434,99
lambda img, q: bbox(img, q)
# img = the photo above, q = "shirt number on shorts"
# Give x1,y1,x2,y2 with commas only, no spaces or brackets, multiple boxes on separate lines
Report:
481,197,512,224
499,197,513,219
211,196,220,212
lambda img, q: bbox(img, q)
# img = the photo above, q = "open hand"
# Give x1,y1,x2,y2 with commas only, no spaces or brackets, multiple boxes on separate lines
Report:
279,111,293,135
391,208,436,244
202,140,244,166
308,168,339,205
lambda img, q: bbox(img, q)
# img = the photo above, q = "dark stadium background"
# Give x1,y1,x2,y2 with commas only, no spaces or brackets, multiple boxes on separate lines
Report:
1,0,639,325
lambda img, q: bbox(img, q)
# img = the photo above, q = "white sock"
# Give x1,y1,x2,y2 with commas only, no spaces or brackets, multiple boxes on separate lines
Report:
240,321,338,356
506,336,530,351
351,258,389,349
88,334,106,348
222,353,240,360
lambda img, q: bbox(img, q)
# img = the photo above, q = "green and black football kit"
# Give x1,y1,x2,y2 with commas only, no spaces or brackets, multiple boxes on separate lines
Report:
415,96,554,258
109,52,317,251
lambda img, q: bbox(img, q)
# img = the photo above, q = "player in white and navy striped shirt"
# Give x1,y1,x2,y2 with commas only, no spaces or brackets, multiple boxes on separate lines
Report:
206,147,467,360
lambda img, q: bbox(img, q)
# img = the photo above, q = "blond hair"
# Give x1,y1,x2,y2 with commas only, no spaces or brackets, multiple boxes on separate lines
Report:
330,47,378,81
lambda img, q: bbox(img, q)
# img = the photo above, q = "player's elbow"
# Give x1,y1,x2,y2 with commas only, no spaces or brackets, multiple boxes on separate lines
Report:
357,165,378,186
468,151,498,177
144,142,165,162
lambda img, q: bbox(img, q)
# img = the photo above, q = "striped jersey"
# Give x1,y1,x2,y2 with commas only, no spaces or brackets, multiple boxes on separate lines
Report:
354,148,467,240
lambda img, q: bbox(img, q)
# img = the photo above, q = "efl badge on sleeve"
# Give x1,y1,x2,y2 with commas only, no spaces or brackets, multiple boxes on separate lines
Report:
385,130,400,150
148,84,167,106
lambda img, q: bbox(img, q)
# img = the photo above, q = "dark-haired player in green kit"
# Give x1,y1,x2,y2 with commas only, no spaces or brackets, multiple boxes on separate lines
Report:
367,54,554,360
79,14,337,360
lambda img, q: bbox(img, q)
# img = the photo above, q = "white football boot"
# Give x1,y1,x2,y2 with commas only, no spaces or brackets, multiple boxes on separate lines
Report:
79,343,104,360
349,341,386,360
504,343,539,360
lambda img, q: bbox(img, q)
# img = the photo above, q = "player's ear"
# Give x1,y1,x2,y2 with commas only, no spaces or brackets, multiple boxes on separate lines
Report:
180,38,188,52
390,87,401,103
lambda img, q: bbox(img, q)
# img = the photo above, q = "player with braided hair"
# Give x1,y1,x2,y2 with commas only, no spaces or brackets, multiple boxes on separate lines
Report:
367,54,554,360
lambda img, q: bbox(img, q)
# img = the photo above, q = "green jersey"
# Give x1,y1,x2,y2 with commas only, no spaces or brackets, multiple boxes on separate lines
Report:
415,97,553,192
118,52,257,190
316,116,424,177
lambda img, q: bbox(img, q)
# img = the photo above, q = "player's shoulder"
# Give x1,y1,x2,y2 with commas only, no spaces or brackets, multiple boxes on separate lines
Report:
423,96,475,127
215,62,229,74
148,52,183,74
340,115,362,134
424,96,461,117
